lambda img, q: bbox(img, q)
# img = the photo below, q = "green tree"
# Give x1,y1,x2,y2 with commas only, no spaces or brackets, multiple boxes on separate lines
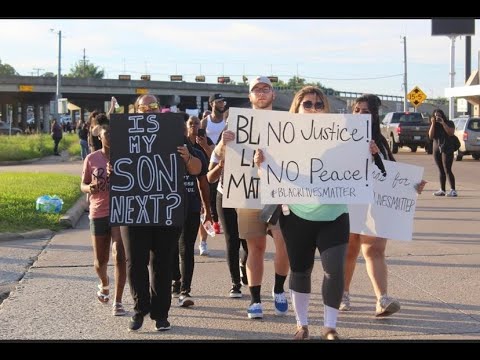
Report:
0,59,18,76
287,76,306,90
66,61,104,79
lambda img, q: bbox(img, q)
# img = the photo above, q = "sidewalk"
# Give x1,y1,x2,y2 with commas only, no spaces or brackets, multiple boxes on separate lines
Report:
1,153,480,340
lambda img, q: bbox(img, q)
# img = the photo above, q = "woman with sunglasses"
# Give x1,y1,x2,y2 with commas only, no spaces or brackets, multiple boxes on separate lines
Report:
341,94,426,318
254,86,378,340
120,95,202,332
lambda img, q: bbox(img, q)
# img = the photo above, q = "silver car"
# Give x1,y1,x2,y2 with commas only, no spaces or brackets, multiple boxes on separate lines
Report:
452,116,480,161
0,121,23,135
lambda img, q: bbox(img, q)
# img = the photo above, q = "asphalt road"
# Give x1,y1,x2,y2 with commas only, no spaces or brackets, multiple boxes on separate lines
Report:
0,149,479,340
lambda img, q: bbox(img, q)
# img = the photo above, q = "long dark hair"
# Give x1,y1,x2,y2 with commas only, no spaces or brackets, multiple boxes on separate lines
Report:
353,94,395,161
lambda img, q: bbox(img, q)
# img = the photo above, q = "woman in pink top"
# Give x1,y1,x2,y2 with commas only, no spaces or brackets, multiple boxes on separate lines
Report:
81,124,127,316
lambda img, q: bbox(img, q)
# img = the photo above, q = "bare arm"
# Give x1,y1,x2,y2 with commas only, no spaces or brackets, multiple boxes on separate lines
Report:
196,136,214,159
196,175,212,223
106,97,117,120
213,129,234,160
443,122,455,136
200,117,208,129
207,159,223,184
428,118,435,140
178,145,202,175
254,149,264,178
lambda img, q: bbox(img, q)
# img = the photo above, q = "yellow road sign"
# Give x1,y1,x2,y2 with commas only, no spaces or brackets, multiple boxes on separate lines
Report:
135,88,148,94
407,86,427,107
18,85,33,92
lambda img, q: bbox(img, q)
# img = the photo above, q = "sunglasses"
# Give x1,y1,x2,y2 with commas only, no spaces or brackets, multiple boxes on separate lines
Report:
137,102,159,112
301,100,324,111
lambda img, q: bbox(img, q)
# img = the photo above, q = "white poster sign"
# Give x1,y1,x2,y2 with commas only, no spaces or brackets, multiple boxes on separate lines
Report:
259,111,373,204
348,160,424,241
222,108,263,209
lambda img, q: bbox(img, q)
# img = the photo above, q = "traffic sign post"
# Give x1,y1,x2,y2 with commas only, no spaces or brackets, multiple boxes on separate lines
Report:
407,86,427,109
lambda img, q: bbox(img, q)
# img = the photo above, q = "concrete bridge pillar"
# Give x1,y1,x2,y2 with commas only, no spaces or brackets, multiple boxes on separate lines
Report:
12,103,19,127
20,103,28,130
43,103,51,133
0,104,8,123
34,104,42,133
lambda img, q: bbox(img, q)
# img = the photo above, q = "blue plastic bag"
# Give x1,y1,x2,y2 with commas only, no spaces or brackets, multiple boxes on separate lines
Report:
36,195,64,214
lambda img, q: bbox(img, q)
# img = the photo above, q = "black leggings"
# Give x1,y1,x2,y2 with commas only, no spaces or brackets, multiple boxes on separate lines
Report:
279,212,349,309
216,191,248,286
209,181,219,222
172,211,201,293
433,146,455,191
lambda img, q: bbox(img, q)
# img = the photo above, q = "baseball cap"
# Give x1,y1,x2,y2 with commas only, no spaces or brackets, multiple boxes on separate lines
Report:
249,76,273,92
209,93,224,103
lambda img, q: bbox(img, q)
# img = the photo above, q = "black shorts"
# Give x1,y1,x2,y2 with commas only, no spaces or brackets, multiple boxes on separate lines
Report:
90,216,111,236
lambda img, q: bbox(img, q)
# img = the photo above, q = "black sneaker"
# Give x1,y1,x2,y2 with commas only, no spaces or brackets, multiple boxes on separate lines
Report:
178,293,194,307
128,313,144,332
172,281,181,298
154,319,171,331
240,265,248,286
229,284,242,298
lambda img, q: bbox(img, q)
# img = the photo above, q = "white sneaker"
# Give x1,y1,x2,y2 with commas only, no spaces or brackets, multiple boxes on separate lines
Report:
199,241,209,256
339,292,351,311
447,189,458,197
375,295,400,317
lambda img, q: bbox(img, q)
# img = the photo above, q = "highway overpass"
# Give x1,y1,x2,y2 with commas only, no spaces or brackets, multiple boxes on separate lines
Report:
0,75,445,132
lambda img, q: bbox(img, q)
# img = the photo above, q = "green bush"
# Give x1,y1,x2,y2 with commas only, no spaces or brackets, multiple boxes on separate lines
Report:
0,133,81,161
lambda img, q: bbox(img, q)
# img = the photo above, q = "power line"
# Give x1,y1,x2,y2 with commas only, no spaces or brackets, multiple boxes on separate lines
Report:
304,74,404,81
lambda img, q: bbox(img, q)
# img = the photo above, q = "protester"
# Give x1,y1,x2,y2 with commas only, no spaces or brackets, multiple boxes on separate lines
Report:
200,94,227,246
429,109,457,197
81,124,127,316
254,86,383,339
119,94,201,332
171,116,211,307
214,77,290,320
207,150,249,297
341,94,425,317
50,118,63,156
77,119,90,160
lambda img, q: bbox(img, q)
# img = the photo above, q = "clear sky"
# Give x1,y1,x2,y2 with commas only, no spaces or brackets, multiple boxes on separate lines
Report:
1,18,479,99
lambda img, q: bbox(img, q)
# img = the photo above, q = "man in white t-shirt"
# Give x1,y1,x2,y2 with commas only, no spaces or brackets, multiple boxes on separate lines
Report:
198,93,227,253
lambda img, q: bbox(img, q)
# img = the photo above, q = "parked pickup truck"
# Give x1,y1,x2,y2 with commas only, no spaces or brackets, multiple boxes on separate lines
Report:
380,112,432,154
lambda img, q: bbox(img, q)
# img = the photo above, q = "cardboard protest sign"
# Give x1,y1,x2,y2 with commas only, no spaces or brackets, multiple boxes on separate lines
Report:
109,113,185,226
349,160,424,241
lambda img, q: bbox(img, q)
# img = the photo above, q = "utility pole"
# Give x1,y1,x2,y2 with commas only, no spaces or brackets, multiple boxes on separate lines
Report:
50,29,62,122
33,68,44,76
403,36,408,112
83,48,87,75
466,36,472,115
448,36,456,119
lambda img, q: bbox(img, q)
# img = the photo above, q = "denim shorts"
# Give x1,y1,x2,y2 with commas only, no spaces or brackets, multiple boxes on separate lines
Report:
90,216,111,236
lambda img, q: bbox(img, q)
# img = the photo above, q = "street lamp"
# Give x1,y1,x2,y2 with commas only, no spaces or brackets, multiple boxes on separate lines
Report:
50,29,62,122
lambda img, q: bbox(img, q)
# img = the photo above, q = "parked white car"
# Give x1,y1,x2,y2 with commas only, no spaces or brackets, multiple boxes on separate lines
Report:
452,116,480,161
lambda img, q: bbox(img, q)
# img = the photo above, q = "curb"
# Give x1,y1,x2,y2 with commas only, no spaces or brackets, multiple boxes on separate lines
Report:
0,229,54,242
59,196,88,228
0,158,42,166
